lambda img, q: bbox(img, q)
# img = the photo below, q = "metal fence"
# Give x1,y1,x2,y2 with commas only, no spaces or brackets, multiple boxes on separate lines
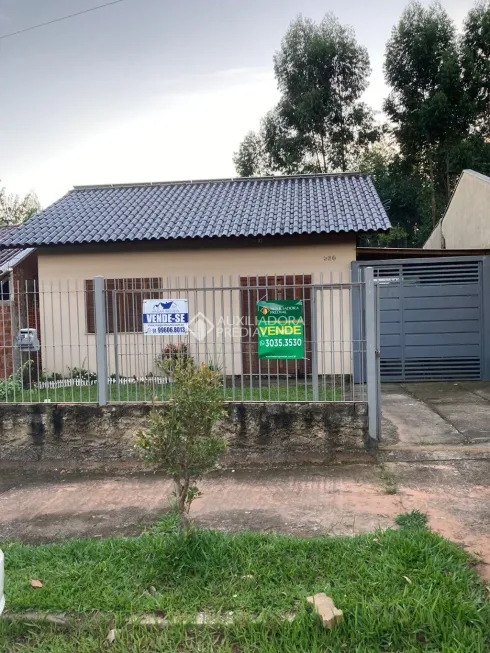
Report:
0,272,379,436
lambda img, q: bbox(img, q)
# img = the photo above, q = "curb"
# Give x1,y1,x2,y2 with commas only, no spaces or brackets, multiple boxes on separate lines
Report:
378,446,490,463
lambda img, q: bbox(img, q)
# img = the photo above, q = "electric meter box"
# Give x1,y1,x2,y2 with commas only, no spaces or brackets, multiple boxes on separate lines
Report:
15,328,40,352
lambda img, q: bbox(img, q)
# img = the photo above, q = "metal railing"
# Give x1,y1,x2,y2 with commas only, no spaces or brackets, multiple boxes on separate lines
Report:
0,273,379,436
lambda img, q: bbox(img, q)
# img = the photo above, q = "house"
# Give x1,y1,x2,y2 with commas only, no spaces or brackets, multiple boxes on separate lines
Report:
424,169,490,250
0,173,390,379
0,226,39,377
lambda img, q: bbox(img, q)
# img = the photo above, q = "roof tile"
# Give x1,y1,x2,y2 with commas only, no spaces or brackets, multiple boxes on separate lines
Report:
0,174,390,248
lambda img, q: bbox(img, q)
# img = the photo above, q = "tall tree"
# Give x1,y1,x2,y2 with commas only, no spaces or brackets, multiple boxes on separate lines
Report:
0,186,40,225
233,130,271,178
234,14,379,176
384,1,472,227
359,140,432,246
461,1,490,137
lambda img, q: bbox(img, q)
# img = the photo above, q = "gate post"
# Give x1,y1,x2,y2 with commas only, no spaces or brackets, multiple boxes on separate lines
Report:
94,276,108,406
364,267,380,440
310,287,319,401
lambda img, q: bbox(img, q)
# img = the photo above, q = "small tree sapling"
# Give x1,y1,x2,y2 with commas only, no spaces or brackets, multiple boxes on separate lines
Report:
136,355,227,531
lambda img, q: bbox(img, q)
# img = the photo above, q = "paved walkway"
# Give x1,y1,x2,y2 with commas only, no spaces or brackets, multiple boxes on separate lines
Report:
382,382,490,447
1,460,490,580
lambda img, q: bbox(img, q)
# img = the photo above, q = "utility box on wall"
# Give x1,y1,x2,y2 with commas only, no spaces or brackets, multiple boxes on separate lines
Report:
15,328,40,352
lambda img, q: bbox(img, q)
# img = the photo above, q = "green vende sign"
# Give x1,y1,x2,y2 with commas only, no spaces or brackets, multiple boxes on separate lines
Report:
256,299,304,360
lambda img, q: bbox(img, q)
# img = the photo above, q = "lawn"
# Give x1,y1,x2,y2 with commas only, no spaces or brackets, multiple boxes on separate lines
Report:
0,382,344,404
1,514,489,651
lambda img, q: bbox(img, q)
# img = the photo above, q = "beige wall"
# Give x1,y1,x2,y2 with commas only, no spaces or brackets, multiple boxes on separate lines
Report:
36,235,357,378
424,170,490,249
423,220,443,249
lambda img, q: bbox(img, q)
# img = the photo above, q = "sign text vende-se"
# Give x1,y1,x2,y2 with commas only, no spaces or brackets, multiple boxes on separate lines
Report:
143,299,189,335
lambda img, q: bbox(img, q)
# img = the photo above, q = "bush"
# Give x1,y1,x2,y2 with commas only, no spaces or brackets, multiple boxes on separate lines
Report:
136,357,227,530
68,366,97,382
0,361,32,400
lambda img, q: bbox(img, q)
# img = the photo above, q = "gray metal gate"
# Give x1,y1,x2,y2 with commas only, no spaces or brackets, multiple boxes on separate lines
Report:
352,256,490,383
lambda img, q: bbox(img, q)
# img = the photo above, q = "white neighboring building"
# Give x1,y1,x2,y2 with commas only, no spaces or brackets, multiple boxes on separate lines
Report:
424,170,490,250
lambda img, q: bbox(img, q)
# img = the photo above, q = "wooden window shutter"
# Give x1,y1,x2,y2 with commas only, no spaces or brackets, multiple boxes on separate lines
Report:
85,280,95,334
85,278,161,334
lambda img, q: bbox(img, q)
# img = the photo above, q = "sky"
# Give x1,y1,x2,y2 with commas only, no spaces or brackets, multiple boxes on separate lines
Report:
0,0,476,207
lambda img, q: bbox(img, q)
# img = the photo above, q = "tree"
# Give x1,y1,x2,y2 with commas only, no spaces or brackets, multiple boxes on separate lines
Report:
359,140,432,246
461,1,490,137
0,186,40,225
234,14,379,176
136,356,227,531
384,2,473,227
233,130,271,178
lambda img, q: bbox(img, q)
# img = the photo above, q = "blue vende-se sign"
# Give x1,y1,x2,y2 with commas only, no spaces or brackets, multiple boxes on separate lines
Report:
143,299,189,335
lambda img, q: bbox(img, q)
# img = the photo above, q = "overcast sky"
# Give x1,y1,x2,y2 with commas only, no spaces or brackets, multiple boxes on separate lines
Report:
0,0,476,206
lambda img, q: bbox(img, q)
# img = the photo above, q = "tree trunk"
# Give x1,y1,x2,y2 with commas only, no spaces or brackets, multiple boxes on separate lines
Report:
174,476,190,533
428,151,437,228
320,135,327,172
445,148,451,204
314,148,321,172
341,138,346,173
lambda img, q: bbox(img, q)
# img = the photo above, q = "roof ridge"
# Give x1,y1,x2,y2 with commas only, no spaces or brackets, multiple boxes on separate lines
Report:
72,172,369,192
463,169,490,184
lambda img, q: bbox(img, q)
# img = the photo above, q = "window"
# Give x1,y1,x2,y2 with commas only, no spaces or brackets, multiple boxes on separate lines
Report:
85,278,161,334
0,279,9,301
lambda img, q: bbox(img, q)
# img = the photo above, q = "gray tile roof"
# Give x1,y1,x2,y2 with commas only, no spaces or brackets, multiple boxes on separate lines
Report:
0,226,31,269
0,174,390,248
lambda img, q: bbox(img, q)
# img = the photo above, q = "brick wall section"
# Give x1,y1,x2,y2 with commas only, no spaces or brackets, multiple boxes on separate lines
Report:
0,303,13,376
0,402,371,469
13,250,40,326
0,251,42,381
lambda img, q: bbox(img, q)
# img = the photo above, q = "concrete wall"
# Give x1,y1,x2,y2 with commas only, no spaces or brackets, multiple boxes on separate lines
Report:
36,235,357,377
424,170,490,250
0,402,370,468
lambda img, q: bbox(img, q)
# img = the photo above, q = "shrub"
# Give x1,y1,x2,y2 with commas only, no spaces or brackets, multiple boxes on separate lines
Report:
0,361,32,400
136,357,227,530
157,343,190,379
68,366,97,382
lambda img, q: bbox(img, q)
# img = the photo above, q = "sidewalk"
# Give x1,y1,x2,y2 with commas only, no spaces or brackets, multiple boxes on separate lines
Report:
1,460,490,580
382,382,490,447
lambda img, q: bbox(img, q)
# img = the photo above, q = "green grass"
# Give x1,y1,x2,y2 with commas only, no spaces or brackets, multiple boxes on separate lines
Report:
0,382,342,404
395,509,429,530
1,515,489,651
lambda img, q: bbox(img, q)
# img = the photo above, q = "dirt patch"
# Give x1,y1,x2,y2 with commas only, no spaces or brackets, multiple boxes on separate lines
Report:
1,462,490,580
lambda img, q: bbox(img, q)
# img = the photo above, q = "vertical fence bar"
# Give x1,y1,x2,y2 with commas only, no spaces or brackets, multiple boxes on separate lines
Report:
1,279,8,403
57,281,66,400
33,280,41,403
375,276,382,437
310,286,319,402
94,276,108,406
365,267,379,441
229,275,236,401
113,289,120,401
